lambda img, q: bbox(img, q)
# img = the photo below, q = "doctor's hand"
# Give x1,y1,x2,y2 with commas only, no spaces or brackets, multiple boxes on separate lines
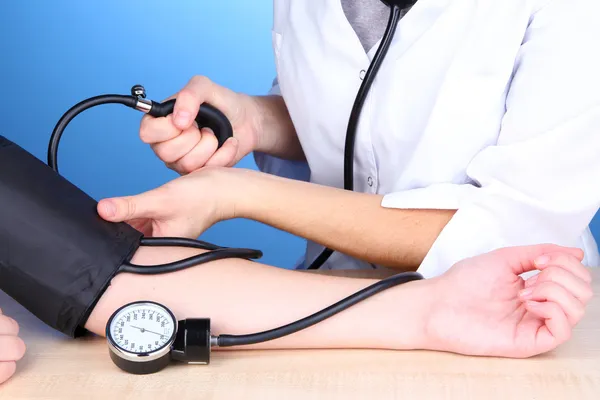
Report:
140,76,263,174
0,309,26,385
427,244,593,358
97,167,235,238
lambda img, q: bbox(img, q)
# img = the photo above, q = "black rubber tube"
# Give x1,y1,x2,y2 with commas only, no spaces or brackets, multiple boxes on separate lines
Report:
140,237,224,251
119,247,263,275
216,271,423,347
48,94,137,173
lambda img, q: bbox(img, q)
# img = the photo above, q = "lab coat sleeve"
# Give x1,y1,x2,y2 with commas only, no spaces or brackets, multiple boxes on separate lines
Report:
381,0,600,278
252,78,312,182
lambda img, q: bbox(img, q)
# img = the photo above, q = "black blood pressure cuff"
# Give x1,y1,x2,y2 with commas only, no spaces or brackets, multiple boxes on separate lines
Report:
0,136,143,338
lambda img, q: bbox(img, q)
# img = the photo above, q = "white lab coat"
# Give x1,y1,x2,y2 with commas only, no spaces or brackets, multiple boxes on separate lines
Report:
255,0,600,277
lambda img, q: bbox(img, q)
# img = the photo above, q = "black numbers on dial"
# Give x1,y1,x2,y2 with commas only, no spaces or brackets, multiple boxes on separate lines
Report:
112,306,174,354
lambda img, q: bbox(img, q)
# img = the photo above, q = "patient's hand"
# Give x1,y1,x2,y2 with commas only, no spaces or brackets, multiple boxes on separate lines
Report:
427,244,593,358
0,309,25,384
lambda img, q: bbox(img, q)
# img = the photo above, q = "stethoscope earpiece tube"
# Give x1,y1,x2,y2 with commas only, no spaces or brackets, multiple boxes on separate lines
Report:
47,85,233,173
306,4,403,270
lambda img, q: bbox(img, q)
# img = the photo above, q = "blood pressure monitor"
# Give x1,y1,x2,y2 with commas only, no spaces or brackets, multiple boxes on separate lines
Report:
106,301,213,374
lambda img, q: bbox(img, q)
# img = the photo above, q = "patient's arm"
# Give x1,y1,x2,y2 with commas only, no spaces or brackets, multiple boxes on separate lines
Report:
87,245,430,351
86,243,593,359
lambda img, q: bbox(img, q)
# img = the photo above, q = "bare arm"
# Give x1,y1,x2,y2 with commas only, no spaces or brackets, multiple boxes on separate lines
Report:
84,242,592,360
86,245,430,351
251,95,305,161
234,170,456,270
100,168,455,270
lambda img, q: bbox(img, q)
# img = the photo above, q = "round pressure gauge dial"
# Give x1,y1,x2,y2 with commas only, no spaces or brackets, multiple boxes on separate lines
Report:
106,301,177,374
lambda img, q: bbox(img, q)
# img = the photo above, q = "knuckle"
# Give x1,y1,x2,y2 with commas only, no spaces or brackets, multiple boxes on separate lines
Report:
582,287,594,303
141,117,179,144
139,118,155,142
535,281,554,294
154,144,178,164
191,75,211,87
540,267,562,283
126,199,137,220
538,268,553,282
179,157,199,174
532,281,562,300
178,87,198,102
165,162,180,174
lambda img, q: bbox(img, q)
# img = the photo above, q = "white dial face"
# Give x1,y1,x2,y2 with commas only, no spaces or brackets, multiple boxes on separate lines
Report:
109,302,176,355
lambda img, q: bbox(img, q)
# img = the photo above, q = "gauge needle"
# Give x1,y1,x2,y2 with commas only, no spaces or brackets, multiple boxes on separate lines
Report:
130,326,163,336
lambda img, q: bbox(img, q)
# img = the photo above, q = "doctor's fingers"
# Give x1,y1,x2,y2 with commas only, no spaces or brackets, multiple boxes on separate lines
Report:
205,135,240,168
0,336,26,362
173,75,222,131
151,127,202,165
0,315,19,336
169,129,220,174
140,114,183,144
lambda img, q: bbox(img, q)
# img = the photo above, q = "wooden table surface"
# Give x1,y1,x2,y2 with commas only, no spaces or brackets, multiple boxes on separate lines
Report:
1,269,599,400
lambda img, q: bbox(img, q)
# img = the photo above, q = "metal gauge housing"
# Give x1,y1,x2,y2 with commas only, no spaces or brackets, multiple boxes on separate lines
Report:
106,301,177,374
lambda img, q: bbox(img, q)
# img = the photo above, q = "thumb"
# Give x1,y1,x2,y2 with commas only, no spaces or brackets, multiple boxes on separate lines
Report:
173,76,214,130
98,189,166,222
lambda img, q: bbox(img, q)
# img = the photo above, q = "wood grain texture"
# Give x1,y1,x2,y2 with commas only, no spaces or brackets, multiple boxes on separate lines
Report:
1,269,599,400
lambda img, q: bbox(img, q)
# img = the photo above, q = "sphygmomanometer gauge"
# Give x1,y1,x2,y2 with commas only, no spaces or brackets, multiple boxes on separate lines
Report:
106,301,177,375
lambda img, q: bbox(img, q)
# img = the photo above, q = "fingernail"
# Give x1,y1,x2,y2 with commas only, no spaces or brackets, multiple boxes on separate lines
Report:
525,301,539,308
535,255,550,266
102,201,117,218
525,274,539,288
175,111,191,127
519,287,533,299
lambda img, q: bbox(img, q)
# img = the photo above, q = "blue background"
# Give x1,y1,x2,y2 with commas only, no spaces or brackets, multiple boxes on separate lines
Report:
0,1,598,268
0,0,306,269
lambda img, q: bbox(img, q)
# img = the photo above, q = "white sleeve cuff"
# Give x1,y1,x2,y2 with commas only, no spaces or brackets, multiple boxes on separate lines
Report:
381,183,480,210
381,184,598,278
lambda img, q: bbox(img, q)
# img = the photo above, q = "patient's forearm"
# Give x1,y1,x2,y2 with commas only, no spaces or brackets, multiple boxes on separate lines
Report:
86,246,432,351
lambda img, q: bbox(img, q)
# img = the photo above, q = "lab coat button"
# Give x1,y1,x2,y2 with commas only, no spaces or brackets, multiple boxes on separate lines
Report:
359,69,366,80
367,176,374,187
